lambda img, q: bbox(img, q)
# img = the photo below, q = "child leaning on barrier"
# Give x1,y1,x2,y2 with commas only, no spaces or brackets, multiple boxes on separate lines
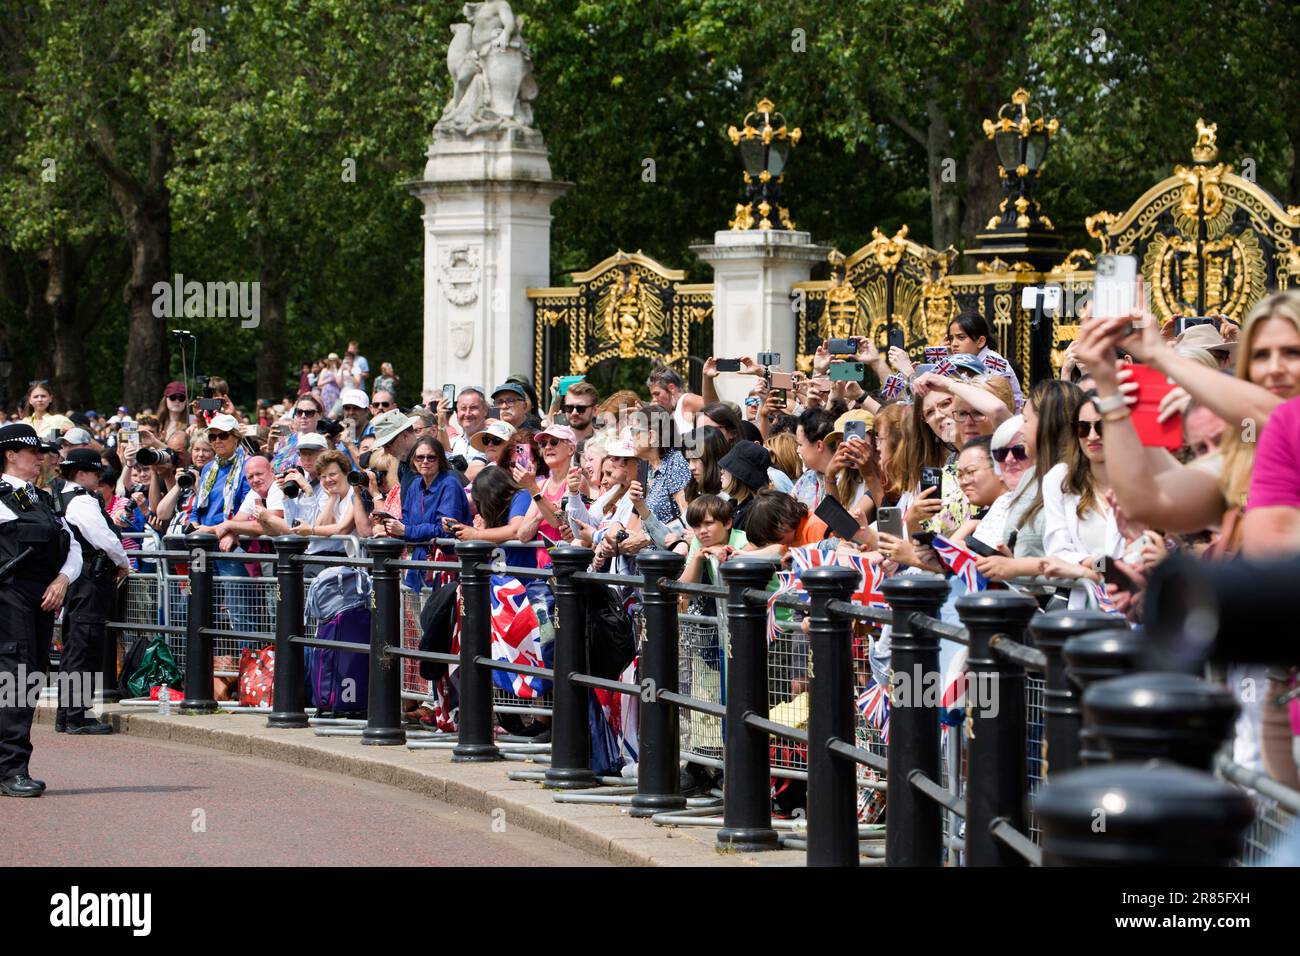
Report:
678,495,747,588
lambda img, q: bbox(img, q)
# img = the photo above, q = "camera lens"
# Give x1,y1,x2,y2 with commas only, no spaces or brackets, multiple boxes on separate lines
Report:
177,471,195,490
347,470,364,487
136,447,158,466
283,482,300,499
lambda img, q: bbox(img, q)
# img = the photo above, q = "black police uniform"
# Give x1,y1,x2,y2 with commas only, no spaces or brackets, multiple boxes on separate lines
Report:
54,484,121,731
0,477,73,791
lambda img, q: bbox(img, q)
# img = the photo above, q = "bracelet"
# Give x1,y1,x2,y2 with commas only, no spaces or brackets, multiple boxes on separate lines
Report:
1101,408,1132,424
1091,392,1129,415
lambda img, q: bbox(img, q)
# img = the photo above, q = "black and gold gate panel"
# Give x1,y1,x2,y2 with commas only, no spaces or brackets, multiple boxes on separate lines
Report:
529,250,713,388
792,226,958,373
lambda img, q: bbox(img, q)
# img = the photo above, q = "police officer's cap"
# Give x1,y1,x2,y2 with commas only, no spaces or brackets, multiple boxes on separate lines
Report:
0,423,42,453
59,448,105,473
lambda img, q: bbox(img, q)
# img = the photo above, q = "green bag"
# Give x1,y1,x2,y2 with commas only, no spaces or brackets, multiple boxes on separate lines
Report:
125,636,184,699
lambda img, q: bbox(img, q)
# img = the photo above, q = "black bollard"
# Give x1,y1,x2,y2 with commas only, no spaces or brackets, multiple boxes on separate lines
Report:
630,549,688,817
362,538,406,746
545,546,597,790
267,535,310,728
1037,763,1254,866
881,574,949,868
958,589,1040,868
1063,628,1144,764
717,557,780,852
1027,610,1117,778
452,540,501,762
180,533,219,713
801,564,861,867
1082,672,1238,771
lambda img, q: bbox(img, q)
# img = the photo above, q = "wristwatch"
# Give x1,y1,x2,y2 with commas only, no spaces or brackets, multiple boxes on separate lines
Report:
1091,392,1129,416
532,493,543,503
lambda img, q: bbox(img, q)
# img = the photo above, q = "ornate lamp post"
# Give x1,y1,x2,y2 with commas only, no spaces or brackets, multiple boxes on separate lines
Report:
982,88,1059,232
728,98,801,231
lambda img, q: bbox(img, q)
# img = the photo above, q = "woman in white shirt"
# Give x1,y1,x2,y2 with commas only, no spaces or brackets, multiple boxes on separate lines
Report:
1041,397,1123,570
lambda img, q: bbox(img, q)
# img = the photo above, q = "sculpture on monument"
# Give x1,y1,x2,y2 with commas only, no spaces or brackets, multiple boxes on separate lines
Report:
437,2,539,137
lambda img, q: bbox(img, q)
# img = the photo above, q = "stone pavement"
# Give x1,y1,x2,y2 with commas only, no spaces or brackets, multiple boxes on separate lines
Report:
33,705,809,867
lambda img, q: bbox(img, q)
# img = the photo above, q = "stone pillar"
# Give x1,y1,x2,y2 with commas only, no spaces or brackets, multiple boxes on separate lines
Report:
408,129,570,397
690,230,830,404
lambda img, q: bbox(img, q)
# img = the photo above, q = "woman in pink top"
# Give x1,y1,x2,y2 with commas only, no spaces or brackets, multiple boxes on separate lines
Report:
513,424,577,557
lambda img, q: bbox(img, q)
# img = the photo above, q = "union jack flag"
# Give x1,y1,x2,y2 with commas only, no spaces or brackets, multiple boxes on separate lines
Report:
924,346,950,363
857,677,890,740
881,374,907,399
933,357,958,378
983,353,1009,375
768,570,808,645
1083,578,1123,616
840,552,889,609
932,534,989,592
488,574,549,698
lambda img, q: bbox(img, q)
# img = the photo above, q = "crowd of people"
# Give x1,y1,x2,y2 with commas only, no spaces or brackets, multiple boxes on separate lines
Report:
10,292,1300,792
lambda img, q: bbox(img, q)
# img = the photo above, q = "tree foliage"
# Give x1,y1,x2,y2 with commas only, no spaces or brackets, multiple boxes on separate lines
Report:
1,0,1295,410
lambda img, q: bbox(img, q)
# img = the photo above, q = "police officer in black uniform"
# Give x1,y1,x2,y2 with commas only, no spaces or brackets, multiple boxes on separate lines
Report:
0,423,82,797
54,448,129,735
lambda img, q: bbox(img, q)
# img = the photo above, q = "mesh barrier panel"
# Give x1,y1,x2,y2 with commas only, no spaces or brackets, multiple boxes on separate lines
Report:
1235,796,1299,866
1025,675,1045,842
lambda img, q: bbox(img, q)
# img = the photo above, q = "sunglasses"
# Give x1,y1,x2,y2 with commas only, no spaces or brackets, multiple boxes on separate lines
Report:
991,444,1029,463
480,436,504,448
412,454,440,463
29,379,50,388
1075,420,1104,439
166,394,186,401
562,404,593,414
496,397,523,407
537,438,566,449
208,431,234,441
371,401,393,410
294,408,319,417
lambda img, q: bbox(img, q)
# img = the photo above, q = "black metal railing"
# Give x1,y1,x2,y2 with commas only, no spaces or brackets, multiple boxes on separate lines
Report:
104,535,1300,867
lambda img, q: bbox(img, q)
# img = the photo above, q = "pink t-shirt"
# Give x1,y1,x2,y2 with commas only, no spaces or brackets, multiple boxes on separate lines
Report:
1248,396,1300,509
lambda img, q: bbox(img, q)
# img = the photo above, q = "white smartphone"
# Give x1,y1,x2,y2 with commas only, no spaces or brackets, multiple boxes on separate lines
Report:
1093,255,1138,320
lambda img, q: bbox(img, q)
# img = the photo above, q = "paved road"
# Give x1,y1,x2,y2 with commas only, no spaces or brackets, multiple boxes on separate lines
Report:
1,725,605,867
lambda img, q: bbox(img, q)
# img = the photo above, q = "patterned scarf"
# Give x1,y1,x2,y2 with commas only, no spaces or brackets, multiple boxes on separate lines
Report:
198,447,249,520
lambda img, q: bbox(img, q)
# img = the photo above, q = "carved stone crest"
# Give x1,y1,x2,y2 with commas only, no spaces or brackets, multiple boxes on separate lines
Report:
449,320,474,359
439,243,481,306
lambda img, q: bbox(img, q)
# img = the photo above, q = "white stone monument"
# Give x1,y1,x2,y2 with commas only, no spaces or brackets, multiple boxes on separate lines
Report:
409,2,569,395
691,230,830,404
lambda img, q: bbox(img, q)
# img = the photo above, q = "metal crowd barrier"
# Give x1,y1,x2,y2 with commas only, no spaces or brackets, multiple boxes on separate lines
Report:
103,534,1300,867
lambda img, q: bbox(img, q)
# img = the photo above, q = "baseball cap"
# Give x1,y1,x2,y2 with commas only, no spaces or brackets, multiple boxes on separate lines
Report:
340,388,369,409
491,382,527,402
61,427,94,446
602,436,637,459
826,409,875,444
164,380,187,398
207,413,241,435
297,432,328,451
949,354,988,376
535,423,577,445
470,419,517,451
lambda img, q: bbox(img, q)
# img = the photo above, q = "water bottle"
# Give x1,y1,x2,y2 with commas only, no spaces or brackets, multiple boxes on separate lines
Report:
158,683,171,716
